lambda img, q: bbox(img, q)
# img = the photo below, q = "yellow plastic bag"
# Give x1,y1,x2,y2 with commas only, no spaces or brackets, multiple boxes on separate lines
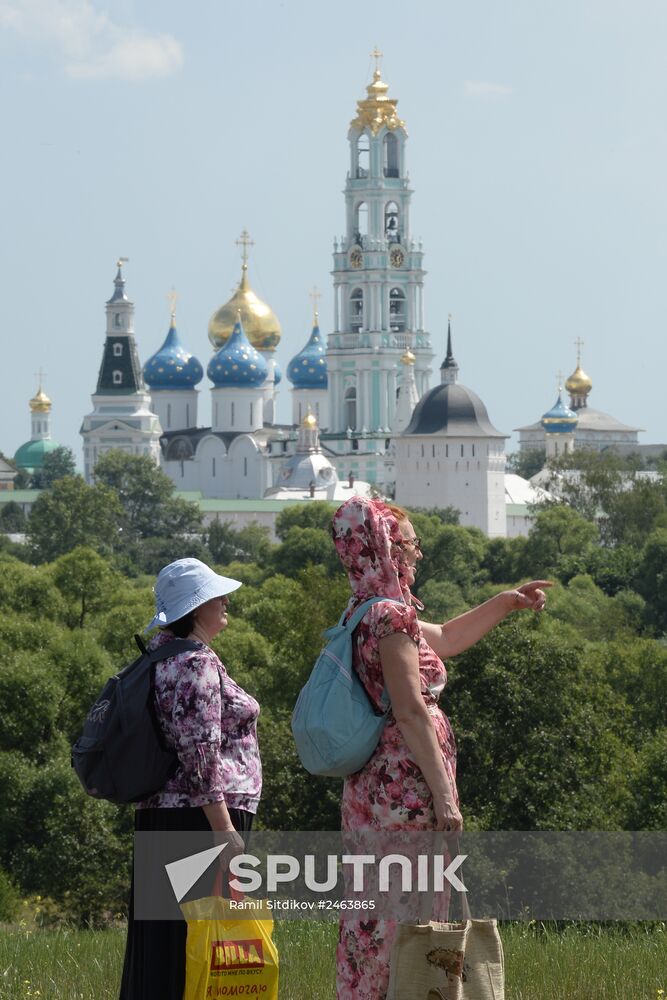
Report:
182,895,279,999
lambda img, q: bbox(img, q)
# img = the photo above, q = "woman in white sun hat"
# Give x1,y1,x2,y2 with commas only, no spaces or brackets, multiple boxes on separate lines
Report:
119,557,262,1000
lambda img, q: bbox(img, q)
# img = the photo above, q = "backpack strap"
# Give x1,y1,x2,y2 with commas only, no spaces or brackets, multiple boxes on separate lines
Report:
146,638,201,663
342,596,407,713
342,595,406,633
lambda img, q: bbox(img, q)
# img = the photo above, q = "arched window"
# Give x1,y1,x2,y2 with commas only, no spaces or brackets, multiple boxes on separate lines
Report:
112,370,122,385
350,288,364,332
356,133,369,178
114,313,122,328
113,342,123,357
355,202,369,241
385,202,399,242
389,287,406,332
344,387,357,430
383,132,399,177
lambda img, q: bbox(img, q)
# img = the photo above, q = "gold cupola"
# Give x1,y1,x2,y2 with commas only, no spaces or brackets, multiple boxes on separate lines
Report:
401,347,416,366
208,231,282,352
564,338,593,408
30,383,52,413
350,49,406,135
302,409,318,430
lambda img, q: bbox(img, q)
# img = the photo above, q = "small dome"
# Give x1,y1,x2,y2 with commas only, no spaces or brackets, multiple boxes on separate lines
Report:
207,317,268,387
144,322,203,389
405,382,505,438
208,265,281,352
401,348,416,366
30,387,52,413
541,392,578,434
302,410,318,429
565,364,592,397
14,437,60,473
287,320,328,389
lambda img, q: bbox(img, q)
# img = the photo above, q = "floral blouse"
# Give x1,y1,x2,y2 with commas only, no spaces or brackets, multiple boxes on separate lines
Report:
137,631,262,813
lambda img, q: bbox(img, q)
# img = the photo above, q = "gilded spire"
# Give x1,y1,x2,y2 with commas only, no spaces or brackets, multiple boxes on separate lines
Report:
350,51,406,135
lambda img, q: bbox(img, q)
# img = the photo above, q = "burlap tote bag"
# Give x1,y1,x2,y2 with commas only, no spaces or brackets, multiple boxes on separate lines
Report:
387,849,504,1000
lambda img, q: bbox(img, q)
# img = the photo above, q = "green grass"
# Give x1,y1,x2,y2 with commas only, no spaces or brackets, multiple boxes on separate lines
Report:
0,922,665,999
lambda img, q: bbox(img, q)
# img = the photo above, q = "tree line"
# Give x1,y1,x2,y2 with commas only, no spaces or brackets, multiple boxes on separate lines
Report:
0,449,666,924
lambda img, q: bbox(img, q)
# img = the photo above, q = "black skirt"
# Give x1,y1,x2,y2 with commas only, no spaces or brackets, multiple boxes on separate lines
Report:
119,806,254,1000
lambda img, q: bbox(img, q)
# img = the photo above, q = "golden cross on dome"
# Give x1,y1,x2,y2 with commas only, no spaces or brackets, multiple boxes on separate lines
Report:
167,287,178,321
310,285,321,320
574,336,584,364
371,47,383,73
34,367,47,389
236,230,254,267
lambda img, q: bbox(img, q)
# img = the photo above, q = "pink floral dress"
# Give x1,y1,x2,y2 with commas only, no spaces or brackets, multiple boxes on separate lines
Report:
331,498,458,1000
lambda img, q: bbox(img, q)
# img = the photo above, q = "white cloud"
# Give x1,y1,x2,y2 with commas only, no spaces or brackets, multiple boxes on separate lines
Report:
464,80,513,100
0,0,183,80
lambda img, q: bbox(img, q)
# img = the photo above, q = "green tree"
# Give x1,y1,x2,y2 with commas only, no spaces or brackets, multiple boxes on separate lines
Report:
635,529,667,633
414,524,487,597
30,446,77,489
207,520,274,565
93,450,201,541
28,476,123,562
51,546,123,628
446,617,630,829
271,525,341,578
507,449,546,480
518,505,597,578
274,501,337,540
0,501,27,533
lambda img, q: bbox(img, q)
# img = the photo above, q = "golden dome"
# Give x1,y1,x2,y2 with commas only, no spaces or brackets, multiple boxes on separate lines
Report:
350,66,406,135
565,364,592,397
401,347,416,366
208,264,282,352
30,386,52,413
302,410,318,429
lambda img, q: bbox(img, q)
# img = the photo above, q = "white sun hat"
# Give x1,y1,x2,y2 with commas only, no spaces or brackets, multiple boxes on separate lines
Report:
146,558,242,631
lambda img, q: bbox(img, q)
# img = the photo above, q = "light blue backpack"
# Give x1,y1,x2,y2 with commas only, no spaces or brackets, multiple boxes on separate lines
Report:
291,596,404,777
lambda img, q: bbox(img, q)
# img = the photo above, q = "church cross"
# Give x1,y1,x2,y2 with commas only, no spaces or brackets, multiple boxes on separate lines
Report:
34,367,47,389
310,285,321,319
236,229,254,267
574,336,584,365
371,47,383,73
167,287,178,321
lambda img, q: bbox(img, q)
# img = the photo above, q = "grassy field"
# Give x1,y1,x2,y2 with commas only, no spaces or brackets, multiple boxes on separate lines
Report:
0,921,665,999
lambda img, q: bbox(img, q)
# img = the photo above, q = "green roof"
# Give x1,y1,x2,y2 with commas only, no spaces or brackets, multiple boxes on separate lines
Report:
0,490,42,504
173,492,340,514
13,439,60,472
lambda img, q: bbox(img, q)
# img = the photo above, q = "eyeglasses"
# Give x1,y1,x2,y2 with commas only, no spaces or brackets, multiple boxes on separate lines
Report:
396,536,422,552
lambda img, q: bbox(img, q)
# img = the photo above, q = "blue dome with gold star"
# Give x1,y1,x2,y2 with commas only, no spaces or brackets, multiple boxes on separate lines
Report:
144,322,203,389
207,317,268,386
287,320,328,388
541,392,578,433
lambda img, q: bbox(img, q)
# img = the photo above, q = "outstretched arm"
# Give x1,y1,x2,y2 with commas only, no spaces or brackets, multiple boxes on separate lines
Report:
420,581,552,660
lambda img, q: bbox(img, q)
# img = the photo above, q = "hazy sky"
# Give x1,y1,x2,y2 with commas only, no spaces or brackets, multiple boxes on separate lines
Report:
2,0,666,465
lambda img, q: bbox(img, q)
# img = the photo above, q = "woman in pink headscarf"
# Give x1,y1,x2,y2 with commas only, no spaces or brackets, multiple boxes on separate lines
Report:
331,496,550,1000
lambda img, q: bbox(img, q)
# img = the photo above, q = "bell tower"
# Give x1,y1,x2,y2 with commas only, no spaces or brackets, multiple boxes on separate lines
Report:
325,52,433,487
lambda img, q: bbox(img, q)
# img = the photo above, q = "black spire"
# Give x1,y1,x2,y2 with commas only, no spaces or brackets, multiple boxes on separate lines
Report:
440,316,459,384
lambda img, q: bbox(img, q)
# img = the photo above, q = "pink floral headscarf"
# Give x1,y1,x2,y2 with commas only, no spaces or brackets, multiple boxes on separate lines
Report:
332,496,415,606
